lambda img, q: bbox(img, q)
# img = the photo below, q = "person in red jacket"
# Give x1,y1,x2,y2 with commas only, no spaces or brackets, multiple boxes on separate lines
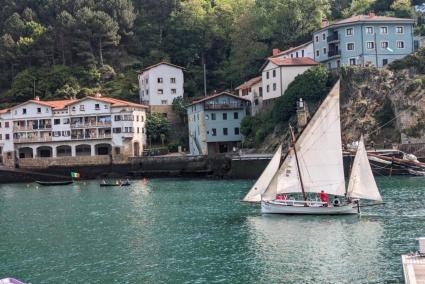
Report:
319,190,329,207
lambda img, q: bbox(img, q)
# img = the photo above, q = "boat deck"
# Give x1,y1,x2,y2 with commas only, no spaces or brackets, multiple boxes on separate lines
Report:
402,254,425,283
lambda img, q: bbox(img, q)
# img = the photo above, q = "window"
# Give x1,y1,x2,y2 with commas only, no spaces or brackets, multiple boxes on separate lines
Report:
234,112,238,119
259,87,263,97
267,85,270,92
323,47,327,54
266,71,269,79
72,106,76,111
157,77,163,83
316,50,320,57
63,118,70,124
396,41,405,49
223,113,227,120
366,42,375,49
346,28,353,36
171,89,176,94
301,50,304,57
337,60,341,68
349,58,356,65
396,26,404,34
273,83,276,91
62,131,70,137
95,104,100,110
315,35,319,42
234,127,240,135
22,108,26,114
381,41,389,49
146,89,149,95
380,26,388,34
223,128,228,135
158,89,163,94
290,54,294,58
113,127,122,133
383,59,388,66
52,131,61,137
5,122,9,128
0,134,2,140
212,128,217,136
161,100,167,105
54,119,60,125
141,116,144,122
211,113,216,120
272,70,276,77
171,78,176,83
145,78,148,84
37,107,41,113
347,43,355,51
5,134,9,140
205,114,209,120
114,115,121,121
80,105,85,111
322,33,326,40
365,27,373,34
104,104,108,109
137,127,139,133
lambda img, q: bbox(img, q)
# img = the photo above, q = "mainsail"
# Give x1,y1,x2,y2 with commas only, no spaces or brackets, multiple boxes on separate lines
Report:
347,136,383,201
262,149,302,200
294,82,346,196
242,145,282,202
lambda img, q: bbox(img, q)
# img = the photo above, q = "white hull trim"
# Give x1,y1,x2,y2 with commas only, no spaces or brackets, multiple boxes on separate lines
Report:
261,200,359,215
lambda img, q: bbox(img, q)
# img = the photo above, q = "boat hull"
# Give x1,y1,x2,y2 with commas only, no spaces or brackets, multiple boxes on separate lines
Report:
36,181,74,186
261,200,359,215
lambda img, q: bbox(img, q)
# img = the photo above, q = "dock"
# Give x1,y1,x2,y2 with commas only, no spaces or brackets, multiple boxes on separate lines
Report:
402,254,425,283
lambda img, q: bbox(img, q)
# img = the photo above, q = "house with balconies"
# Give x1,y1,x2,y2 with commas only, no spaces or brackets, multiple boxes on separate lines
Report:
186,92,249,155
313,14,415,69
0,95,148,167
138,62,184,123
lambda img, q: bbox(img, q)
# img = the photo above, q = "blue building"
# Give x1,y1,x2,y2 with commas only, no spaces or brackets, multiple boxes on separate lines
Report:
313,14,415,68
187,92,249,155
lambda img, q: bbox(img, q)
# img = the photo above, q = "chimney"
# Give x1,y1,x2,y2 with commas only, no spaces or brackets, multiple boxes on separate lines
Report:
320,19,329,28
368,12,375,17
34,96,40,101
272,48,280,56
297,98,310,132
95,93,102,98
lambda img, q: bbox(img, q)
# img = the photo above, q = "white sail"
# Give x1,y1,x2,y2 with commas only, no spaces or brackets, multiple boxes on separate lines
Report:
347,136,382,201
262,149,302,200
242,145,282,202
294,82,346,196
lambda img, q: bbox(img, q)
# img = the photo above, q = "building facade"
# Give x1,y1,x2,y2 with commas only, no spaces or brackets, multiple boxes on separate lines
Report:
138,62,184,122
261,57,318,107
187,92,249,155
313,14,415,69
235,76,262,115
0,95,147,167
270,41,314,59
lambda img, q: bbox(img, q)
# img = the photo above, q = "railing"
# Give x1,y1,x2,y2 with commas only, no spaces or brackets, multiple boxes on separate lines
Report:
13,126,52,131
14,136,53,143
328,49,341,58
327,32,339,42
70,121,112,128
71,133,112,140
204,103,245,110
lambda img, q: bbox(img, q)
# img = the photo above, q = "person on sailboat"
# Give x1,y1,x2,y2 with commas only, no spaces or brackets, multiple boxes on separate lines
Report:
319,190,329,206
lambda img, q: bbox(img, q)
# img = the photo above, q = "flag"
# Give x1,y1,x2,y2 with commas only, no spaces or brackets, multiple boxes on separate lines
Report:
71,171,80,178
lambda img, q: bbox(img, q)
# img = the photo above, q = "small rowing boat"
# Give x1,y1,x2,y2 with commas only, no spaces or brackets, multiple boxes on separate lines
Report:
35,180,74,186
100,181,131,187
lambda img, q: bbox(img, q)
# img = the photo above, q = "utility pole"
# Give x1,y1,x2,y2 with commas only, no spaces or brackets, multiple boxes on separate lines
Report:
374,32,378,67
203,63,207,97
33,78,36,99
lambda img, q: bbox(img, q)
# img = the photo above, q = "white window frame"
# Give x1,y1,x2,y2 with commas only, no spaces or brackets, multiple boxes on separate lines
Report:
380,26,388,34
346,42,355,51
366,41,375,50
381,41,389,49
365,26,374,34
346,27,354,36
395,26,404,34
396,40,405,49
349,58,356,66
158,89,164,94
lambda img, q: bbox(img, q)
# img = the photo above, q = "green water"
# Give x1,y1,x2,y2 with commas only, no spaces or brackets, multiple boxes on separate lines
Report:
0,177,424,283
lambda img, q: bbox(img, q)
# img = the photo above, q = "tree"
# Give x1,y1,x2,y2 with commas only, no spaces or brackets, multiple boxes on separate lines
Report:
172,97,189,122
145,113,170,144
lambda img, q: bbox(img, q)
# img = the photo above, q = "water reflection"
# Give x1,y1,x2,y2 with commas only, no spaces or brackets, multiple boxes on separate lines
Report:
245,215,384,283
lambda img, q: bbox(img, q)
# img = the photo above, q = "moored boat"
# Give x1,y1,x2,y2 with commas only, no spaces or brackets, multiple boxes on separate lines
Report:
35,180,74,186
243,81,383,215
100,181,131,187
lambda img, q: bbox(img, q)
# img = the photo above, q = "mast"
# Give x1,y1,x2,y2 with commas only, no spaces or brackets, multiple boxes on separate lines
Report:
290,125,307,201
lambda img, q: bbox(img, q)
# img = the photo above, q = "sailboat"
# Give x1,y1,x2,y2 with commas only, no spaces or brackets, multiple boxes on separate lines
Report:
243,81,383,215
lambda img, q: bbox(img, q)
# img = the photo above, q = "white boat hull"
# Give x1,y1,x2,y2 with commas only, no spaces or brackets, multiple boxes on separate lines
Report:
261,200,359,215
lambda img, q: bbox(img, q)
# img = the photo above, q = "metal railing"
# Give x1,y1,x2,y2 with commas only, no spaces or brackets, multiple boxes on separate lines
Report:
13,125,52,131
70,121,112,128
14,136,53,143
71,133,112,140
204,103,245,110
327,33,339,42
328,49,341,57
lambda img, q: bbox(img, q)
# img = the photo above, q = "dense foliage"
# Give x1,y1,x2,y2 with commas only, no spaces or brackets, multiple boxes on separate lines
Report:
145,112,170,144
0,0,423,107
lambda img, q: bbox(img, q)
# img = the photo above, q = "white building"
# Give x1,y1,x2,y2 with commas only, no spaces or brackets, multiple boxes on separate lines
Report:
260,57,318,108
138,62,184,122
235,76,263,115
0,95,147,167
270,41,314,60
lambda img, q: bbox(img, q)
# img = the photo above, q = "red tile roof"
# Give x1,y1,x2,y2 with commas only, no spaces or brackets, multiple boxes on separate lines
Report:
235,76,262,90
138,61,185,73
271,41,313,58
188,92,250,106
268,57,318,66
29,99,77,110
0,108,10,114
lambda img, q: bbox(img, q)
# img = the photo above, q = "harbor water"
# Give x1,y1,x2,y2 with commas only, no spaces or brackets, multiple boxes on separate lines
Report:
1,177,425,283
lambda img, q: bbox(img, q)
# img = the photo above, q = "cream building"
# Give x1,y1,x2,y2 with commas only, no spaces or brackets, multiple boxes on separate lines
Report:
235,76,263,115
0,95,147,167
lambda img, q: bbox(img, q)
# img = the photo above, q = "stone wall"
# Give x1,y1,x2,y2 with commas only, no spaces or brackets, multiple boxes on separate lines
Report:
18,155,111,169
150,105,181,124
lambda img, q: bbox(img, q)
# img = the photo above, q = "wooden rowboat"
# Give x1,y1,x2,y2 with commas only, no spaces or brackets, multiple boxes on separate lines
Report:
35,180,74,186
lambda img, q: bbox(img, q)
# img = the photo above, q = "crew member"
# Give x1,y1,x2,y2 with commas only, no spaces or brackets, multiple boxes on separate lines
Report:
319,190,329,206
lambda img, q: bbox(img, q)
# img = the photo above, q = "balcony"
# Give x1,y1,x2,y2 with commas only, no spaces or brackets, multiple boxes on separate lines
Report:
328,49,341,58
327,32,339,43
13,125,52,131
204,102,245,110
14,136,52,143
71,133,112,140
70,121,112,129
